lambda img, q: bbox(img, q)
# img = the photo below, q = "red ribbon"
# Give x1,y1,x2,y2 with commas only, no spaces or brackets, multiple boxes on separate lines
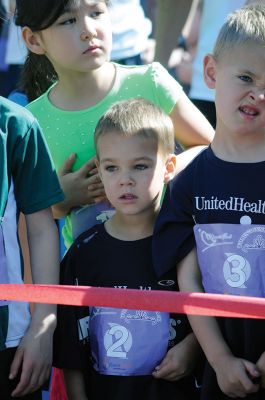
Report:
0,284,265,319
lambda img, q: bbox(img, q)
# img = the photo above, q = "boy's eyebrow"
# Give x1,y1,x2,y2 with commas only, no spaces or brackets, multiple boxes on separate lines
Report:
237,69,254,76
100,156,155,163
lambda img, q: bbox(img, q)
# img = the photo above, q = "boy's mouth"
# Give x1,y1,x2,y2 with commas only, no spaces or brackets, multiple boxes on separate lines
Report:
239,105,259,116
119,193,137,200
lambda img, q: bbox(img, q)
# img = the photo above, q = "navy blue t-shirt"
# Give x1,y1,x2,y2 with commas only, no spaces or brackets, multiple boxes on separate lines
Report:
153,146,265,275
153,146,265,399
54,223,199,400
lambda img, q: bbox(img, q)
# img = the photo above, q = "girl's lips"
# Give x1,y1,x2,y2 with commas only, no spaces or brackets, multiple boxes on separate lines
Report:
83,45,99,54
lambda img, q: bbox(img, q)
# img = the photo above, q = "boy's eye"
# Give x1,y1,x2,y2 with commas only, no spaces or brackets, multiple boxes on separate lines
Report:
238,75,252,83
105,165,117,172
135,164,148,170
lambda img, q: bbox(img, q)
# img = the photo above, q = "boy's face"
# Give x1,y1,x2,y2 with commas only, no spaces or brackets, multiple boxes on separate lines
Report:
96,131,176,217
204,42,265,138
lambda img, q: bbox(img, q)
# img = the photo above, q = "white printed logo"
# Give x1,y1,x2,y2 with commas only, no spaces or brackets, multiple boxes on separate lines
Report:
237,227,265,253
198,228,233,252
223,253,251,288
104,323,132,358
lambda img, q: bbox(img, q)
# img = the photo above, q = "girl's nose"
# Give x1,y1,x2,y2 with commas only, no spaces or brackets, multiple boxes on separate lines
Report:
80,18,97,41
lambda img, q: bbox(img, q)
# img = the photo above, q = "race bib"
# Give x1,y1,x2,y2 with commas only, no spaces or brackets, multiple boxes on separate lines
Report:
89,306,170,376
194,223,265,297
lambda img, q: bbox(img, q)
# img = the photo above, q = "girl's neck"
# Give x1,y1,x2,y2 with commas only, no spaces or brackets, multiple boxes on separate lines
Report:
49,62,116,111
105,211,157,241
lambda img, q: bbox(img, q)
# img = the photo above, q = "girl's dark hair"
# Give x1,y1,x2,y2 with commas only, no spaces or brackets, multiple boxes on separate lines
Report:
15,0,73,101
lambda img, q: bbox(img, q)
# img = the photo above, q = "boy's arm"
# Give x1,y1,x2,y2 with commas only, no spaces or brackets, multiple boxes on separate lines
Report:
63,369,88,400
152,331,201,381
10,207,60,397
178,248,260,397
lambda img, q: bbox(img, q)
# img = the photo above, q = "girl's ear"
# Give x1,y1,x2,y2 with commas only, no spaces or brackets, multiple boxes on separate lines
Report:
164,154,177,183
204,54,217,89
22,26,46,55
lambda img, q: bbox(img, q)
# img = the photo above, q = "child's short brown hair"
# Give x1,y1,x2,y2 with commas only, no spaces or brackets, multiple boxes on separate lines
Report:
94,98,175,158
213,3,265,61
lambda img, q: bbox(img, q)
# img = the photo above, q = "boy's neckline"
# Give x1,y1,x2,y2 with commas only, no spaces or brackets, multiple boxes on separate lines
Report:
104,217,154,242
208,145,265,165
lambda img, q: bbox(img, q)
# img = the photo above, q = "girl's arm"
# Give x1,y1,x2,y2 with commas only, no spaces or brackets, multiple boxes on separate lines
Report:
170,85,214,149
177,248,260,397
64,369,88,400
170,90,214,172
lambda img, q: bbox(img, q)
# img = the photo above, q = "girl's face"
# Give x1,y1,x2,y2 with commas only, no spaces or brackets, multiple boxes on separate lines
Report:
26,0,112,75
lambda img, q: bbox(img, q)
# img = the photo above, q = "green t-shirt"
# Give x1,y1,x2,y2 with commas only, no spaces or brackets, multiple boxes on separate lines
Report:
27,62,182,248
0,97,64,350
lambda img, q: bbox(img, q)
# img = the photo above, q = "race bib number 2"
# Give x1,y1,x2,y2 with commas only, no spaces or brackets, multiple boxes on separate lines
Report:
89,307,170,376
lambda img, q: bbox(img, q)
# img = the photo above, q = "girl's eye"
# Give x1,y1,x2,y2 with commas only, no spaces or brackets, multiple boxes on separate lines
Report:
59,17,76,25
238,75,252,83
90,11,104,18
135,164,148,170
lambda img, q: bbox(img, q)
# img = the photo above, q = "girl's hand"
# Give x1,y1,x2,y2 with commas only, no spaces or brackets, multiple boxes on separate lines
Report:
152,333,200,381
53,154,105,218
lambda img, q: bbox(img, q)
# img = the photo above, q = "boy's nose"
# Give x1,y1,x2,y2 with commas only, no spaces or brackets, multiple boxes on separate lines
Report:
119,174,134,186
249,89,265,103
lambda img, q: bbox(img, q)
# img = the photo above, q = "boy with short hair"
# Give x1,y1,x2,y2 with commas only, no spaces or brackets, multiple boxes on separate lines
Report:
53,98,201,400
153,4,265,399
0,96,64,399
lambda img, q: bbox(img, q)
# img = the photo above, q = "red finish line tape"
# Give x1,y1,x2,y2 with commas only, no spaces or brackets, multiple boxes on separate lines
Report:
0,284,265,319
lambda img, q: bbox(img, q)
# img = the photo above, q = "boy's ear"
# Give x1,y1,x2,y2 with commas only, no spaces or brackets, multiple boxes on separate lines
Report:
164,154,177,184
22,27,46,55
204,54,217,89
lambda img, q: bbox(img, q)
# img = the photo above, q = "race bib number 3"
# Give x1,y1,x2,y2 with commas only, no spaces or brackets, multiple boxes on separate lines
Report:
194,223,265,296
